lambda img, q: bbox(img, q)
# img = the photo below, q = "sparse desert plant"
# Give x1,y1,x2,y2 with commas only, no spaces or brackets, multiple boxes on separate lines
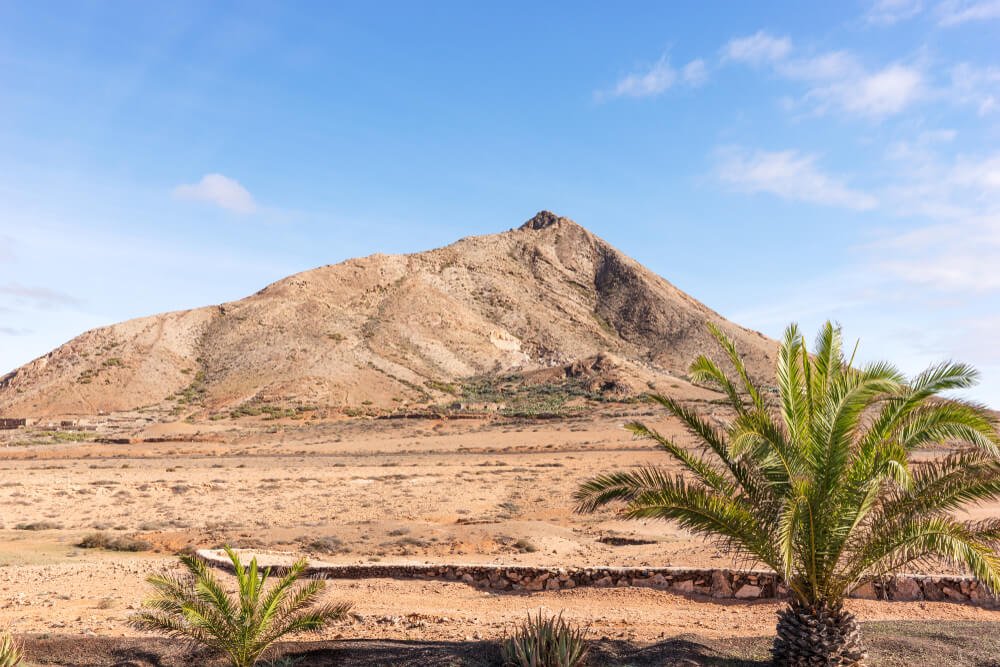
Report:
77,532,152,552
501,611,588,667
577,322,1000,667
13,521,61,531
513,538,539,553
302,535,348,555
0,631,22,667
130,546,352,667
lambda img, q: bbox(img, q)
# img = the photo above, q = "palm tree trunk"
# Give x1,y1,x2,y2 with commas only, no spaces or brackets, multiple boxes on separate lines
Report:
772,599,867,666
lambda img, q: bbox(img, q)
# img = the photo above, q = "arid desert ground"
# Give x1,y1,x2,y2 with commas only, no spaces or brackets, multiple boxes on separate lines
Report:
3,407,1000,655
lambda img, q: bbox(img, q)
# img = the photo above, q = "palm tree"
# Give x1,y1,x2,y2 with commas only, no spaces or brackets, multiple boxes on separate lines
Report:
576,322,1000,666
131,546,352,667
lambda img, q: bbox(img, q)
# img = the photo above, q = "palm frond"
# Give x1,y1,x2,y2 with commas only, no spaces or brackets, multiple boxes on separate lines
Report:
625,420,733,493
689,354,745,414
705,322,765,411
574,467,679,513
776,324,809,445
623,475,779,570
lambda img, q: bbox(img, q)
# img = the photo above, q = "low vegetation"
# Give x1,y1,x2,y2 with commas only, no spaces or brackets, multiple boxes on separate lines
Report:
577,321,1000,667
0,632,22,667
501,611,589,667
77,532,152,552
13,521,61,531
458,374,612,417
130,546,352,667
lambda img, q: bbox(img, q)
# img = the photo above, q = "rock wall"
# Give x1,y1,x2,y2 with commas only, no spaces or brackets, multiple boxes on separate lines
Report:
195,550,996,606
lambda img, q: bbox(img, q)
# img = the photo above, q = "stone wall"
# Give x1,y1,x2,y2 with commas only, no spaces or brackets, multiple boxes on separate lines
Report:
195,550,996,606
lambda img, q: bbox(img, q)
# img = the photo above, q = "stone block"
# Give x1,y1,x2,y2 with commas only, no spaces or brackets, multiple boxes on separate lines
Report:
892,577,922,601
671,579,695,594
710,570,732,598
734,584,762,599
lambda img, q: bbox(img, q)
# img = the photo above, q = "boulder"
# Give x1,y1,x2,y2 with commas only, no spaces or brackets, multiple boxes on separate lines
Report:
892,577,922,601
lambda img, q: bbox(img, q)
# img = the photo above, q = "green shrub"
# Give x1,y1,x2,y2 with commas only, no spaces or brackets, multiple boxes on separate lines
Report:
501,612,588,667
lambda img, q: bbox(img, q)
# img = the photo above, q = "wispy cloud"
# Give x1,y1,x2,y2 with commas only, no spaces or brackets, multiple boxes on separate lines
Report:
938,0,1000,25
871,146,1000,291
805,63,925,117
0,327,33,336
681,59,709,86
715,147,879,210
0,283,80,309
864,0,924,25
173,173,258,214
722,33,926,118
949,63,1000,115
598,55,707,100
721,31,792,66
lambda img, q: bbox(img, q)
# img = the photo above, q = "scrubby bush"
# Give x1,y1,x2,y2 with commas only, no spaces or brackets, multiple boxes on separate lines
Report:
77,532,152,552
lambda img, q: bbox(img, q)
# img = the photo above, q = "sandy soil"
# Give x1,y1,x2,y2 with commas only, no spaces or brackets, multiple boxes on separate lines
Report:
2,412,999,644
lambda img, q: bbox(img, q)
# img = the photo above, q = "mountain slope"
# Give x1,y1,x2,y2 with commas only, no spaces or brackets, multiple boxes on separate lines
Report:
0,211,777,418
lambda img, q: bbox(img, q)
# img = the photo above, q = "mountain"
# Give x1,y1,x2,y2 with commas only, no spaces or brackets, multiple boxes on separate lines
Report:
0,211,777,419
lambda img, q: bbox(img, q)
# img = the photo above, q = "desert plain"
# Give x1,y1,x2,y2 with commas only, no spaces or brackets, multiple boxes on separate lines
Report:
3,407,1000,662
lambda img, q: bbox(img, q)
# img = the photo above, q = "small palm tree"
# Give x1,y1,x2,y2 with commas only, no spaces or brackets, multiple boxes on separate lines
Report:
131,546,352,667
576,322,1000,666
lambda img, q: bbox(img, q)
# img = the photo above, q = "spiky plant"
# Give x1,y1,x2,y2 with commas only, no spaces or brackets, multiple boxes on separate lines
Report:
576,322,1000,666
501,611,589,667
0,632,23,667
130,546,352,667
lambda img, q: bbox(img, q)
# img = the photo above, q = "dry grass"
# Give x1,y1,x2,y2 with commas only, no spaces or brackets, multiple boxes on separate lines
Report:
77,532,152,552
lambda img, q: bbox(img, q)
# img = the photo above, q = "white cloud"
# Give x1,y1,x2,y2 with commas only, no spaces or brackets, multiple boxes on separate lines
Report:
872,147,1000,292
722,34,924,118
780,53,925,117
778,51,859,81
827,64,925,116
721,31,792,66
604,57,675,99
883,149,1000,219
682,59,709,86
876,223,1000,290
864,0,924,24
715,147,879,210
173,173,257,214
938,0,1000,25
600,55,708,100
949,63,1000,115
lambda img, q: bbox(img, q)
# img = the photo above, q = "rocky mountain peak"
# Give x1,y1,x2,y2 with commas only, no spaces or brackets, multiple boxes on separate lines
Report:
519,210,571,231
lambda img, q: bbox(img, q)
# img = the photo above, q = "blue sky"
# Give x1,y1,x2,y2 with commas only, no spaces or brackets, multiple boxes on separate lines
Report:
1,1,999,404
